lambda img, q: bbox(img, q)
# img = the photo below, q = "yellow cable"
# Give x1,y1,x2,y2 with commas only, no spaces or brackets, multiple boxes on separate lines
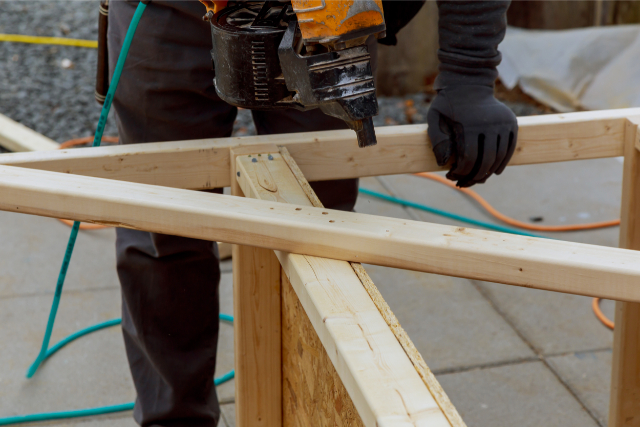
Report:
0,34,97,48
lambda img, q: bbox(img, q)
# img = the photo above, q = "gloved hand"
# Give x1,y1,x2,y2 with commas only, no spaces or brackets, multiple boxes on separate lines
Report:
428,0,517,188
427,85,517,187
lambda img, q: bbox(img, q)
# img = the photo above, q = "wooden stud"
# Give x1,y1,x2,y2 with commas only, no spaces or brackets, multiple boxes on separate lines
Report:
230,145,282,427
279,147,466,427
610,117,640,427
0,113,59,152
281,271,365,426
236,152,453,426
0,108,635,189
1,164,640,302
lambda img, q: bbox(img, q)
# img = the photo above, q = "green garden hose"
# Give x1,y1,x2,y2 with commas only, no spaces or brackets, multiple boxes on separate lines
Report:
0,315,234,426
0,3,232,425
358,188,545,239
26,0,148,382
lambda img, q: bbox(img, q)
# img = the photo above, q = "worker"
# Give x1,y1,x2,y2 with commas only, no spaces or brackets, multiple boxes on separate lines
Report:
107,1,516,425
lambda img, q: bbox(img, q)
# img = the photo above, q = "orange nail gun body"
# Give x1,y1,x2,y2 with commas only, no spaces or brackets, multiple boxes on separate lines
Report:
293,0,385,43
203,1,386,147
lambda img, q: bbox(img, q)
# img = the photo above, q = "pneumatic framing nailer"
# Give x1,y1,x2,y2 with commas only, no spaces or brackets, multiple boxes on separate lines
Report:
201,0,386,147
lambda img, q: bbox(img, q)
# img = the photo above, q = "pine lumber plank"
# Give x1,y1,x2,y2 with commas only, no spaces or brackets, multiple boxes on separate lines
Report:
238,149,363,425
229,145,282,427
278,252,450,427
349,263,464,427
282,272,365,427
279,147,465,427
610,117,640,427
1,164,640,302
236,152,452,427
0,108,635,189
0,113,58,152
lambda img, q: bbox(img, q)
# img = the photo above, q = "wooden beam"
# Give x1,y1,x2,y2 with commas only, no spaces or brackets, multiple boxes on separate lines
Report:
235,151,453,426
282,273,364,427
278,147,465,427
281,272,366,426
279,252,451,427
610,117,640,427
0,108,636,189
0,113,59,152
230,144,282,427
1,165,640,302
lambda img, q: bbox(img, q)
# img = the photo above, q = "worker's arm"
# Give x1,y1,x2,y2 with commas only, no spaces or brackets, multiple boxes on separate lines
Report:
427,1,517,188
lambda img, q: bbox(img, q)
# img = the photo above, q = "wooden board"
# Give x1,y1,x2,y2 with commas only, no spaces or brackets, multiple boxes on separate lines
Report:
230,145,282,427
236,152,453,426
350,262,465,427
282,272,364,427
0,113,59,152
279,147,465,427
610,117,640,427
2,164,640,302
0,108,636,189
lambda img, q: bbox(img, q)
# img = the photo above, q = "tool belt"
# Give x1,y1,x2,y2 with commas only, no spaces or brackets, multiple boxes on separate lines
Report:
95,0,109,105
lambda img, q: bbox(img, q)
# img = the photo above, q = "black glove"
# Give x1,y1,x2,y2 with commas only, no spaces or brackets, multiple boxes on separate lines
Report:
428,1,518,188
428,86,517,187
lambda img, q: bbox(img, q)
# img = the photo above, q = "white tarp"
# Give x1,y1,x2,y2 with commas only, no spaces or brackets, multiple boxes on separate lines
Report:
498,25,640,112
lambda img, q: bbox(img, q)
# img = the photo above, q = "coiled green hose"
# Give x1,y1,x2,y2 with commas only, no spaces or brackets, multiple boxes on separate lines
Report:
0,315,234,426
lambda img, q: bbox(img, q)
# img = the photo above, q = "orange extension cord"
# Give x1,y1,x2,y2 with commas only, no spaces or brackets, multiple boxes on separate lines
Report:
415,172,618,329
414,172,621,231
57,136,119,230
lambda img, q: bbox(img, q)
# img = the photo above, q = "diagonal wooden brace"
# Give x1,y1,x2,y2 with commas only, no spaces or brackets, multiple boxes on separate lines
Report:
234,146,462,427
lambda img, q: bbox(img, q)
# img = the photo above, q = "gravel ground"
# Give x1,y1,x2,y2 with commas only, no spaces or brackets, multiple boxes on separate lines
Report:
0,1,118,144
0,0,547,146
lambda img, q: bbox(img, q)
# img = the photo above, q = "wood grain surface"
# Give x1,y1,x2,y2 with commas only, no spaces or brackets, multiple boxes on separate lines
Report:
282,273,365,427
0,108,637,188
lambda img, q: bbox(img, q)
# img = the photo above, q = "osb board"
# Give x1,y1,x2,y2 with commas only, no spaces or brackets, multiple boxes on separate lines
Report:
282,272,364,427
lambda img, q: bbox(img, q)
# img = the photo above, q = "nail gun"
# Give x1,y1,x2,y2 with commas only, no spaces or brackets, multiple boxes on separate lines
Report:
201,0,386,148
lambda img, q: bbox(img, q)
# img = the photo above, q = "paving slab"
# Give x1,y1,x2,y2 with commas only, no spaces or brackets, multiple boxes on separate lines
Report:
0,288,134,419
547,350,612,427
467,158,622,247
0,210,118,298
1,274,235,427
380,158,622,247
355,177,414,220
363,263,534,373
216,272,235,404
358,177,534,371
476,281,615,355
220,403,235,427
17,412,136,427
220,258,232,274
437,361,600,427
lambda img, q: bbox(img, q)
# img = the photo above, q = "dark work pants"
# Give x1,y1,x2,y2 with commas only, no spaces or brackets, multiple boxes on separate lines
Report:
108,2,375,426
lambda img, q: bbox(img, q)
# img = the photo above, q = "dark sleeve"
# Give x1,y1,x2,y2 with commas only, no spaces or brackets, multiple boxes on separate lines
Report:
434,1,510,89
378,0,426,46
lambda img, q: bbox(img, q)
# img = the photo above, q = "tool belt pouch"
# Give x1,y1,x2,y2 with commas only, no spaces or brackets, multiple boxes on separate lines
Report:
95,0,109,105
